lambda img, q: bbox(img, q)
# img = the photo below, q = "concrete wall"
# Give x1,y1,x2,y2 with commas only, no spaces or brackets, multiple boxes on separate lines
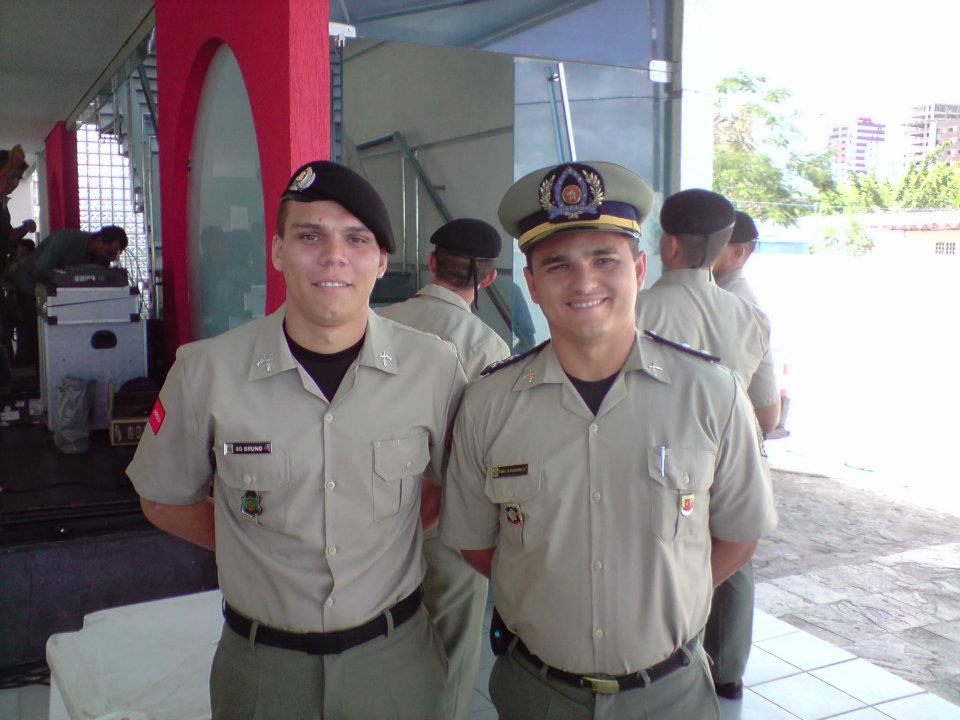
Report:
343,40,514,339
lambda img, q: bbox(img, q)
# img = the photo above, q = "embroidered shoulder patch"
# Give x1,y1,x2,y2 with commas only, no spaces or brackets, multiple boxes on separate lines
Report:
643,330,720,363
148,398,165,435
480,340,551,377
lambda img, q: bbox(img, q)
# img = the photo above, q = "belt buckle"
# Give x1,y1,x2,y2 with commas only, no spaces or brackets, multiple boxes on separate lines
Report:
581,676,620,695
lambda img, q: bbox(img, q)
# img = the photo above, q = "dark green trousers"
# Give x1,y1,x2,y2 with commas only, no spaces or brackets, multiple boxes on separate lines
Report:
703,561,755,685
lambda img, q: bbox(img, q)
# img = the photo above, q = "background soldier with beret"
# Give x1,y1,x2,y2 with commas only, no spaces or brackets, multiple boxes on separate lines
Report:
440,161,777,719
128,160,466,720
713,210,764,309
635,190,780,700
379,216,509,720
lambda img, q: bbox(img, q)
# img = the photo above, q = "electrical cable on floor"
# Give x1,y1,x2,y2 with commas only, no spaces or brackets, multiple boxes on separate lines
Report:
0,661,50,689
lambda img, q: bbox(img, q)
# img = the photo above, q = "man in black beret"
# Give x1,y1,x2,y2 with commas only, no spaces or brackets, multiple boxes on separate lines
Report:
637,190,780,701
128,160,466,720
379,217,509,720
713,210,762,308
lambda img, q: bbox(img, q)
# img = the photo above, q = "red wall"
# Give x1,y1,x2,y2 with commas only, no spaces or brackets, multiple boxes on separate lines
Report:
155,0,330,356
44,122,80,233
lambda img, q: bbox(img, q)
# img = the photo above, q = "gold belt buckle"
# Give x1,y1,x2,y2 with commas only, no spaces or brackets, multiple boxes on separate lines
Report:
581,676,620,694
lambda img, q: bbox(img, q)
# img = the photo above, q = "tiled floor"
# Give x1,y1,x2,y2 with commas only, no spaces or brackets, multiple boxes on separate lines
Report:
3,607,960,719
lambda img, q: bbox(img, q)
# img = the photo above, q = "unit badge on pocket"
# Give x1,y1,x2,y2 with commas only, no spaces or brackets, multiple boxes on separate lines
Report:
679,493,694,517
505,503,525,526
241,491,263,520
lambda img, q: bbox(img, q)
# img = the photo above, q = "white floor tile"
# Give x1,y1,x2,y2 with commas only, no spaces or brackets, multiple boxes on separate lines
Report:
828,709,896,720
755,630,856,671
753,611,802,642
744,647,803,686
16,685,49,720
718,689,803,720
751,673,864,720
876,692,960,720
811,658,923,705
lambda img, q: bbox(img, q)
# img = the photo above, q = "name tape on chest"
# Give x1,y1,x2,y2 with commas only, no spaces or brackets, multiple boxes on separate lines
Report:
492,463,528,478
224,442,273,455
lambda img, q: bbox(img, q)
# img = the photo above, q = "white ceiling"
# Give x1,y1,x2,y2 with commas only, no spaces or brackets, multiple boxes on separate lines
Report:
0,0,153,165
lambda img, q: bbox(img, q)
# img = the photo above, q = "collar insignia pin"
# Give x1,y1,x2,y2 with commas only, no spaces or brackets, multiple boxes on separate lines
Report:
379,351,393,368
648,363,663,373
256,355,273,373
523,370,536,383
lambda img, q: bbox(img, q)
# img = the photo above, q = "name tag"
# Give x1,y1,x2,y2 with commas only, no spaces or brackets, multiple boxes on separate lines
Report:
492,463,528,478
224,442,272,455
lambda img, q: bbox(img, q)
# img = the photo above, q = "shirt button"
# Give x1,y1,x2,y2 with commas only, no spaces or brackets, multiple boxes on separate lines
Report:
404,461,412,470
243,475,252,485
589,423,599,433
324,597,334,608
591,491,602,502
682,474,690,486
592,560,603,571
327,546,337,556
594,628,604,639
325,481,336,490
324,413,333,422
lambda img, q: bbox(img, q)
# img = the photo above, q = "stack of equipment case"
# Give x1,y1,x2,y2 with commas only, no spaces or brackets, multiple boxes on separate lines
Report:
38,285,147,431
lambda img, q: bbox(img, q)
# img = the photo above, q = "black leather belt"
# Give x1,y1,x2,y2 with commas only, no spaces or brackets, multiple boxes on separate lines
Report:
223,587,422,655
513,635,698,695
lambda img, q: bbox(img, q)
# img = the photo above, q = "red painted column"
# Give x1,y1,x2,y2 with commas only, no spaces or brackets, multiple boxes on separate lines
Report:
43,122,80,233
155,0,329,357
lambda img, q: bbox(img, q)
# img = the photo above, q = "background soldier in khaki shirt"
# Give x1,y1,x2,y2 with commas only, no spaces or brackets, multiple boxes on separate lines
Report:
379,217,509,720
440,161,777,720
128,161,466,720
636,191,779,700
713,210,763,309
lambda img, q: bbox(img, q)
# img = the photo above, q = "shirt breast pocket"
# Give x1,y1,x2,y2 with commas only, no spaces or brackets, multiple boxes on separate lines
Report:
372,432,430,522
215,447,291,530
484,462,542,548
646,448,714,543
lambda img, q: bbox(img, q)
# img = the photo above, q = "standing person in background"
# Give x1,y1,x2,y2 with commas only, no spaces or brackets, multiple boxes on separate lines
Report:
0,145,35,384
713,210,762,308
379,217,510,720
636,191,778,701
441,162,777,719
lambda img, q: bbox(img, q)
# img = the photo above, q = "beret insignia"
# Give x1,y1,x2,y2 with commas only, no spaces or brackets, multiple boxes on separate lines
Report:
289,166,316,192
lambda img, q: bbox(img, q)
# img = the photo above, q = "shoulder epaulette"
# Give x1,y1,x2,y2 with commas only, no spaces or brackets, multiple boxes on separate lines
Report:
643,330,720,363
480,340,550,377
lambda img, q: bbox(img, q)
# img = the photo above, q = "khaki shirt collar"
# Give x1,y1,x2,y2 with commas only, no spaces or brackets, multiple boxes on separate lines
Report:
248,305,399,382
417,282,471,313
512,332,669,394
654,267,714,287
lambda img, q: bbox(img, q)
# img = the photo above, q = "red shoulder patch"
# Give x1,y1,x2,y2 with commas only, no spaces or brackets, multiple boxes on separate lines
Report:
148,398,165,435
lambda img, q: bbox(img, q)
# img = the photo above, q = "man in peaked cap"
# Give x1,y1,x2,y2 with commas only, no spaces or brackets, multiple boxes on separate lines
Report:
636,191,780,701
379,217,510,720
128,160,466,720
440,162,776,719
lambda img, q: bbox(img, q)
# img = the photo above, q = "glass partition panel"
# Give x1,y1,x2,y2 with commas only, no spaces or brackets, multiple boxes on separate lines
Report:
187,44,265,340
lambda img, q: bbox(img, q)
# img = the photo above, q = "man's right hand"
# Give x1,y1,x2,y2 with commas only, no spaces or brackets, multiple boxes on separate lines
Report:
19,220,37,234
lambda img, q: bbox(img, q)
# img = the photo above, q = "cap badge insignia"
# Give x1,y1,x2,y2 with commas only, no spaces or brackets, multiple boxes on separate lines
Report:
505,503,525,526
256,355,274,373
378,351,393,368
241,491,263,520
679,493,694,517
539,165,605,221
289,166,316,192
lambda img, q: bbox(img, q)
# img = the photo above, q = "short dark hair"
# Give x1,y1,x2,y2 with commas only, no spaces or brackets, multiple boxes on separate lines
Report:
15,238,35,253
434,249,496,288
674,229,732,268
525,233,640,269
95,225,129,249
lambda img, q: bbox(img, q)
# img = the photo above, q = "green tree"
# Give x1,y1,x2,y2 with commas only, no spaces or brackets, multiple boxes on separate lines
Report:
713,71,832,225
813,217,875,256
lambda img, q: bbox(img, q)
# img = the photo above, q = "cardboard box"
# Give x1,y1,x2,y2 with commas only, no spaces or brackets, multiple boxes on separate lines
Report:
110,417,147,446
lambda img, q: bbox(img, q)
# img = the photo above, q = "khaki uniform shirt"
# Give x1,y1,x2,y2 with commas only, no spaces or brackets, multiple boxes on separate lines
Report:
716,267,762,309
378,283,511,381
128,306,466,632
636,268,779,409
439,335,777,675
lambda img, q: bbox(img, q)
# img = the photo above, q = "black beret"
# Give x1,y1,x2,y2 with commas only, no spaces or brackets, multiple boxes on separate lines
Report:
730,210,759,243
659,189,736,237
430,218,502,259
281,161,395,253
